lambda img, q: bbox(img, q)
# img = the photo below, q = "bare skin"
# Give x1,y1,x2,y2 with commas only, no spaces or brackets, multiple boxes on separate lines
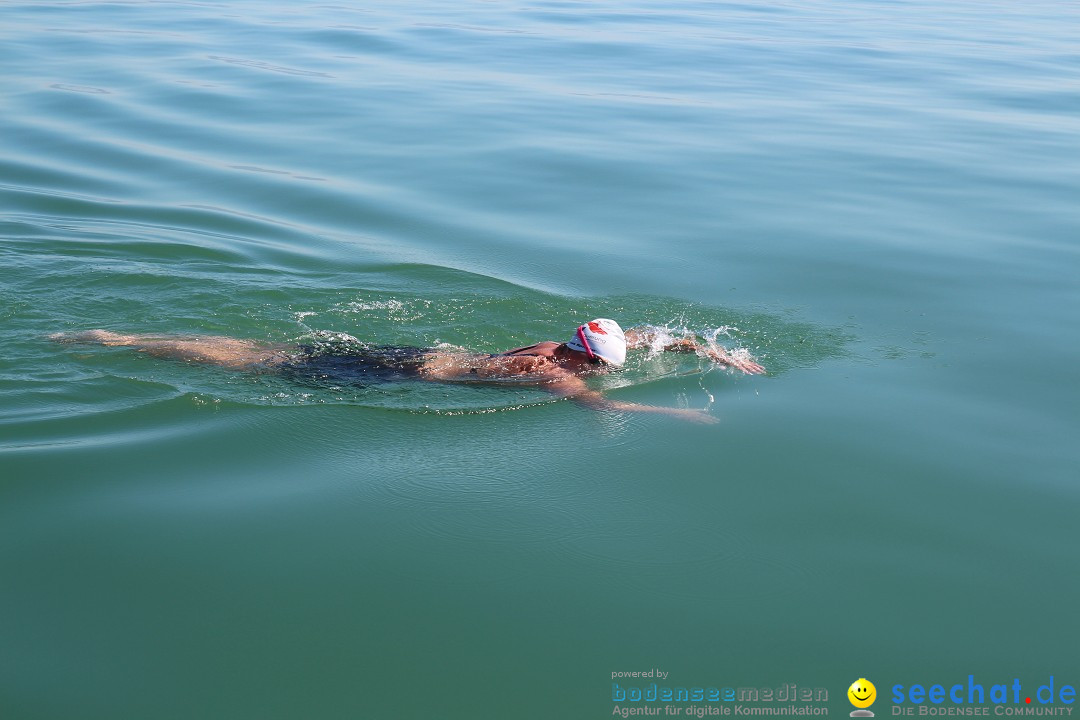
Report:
49,330,294,369
51,327,765,423
623,327,766,375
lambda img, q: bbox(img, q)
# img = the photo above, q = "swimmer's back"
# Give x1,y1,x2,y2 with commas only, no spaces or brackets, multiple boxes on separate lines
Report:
493,341,561,359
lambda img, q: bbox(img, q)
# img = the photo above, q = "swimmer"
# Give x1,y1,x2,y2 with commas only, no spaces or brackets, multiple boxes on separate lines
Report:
51,319,764,423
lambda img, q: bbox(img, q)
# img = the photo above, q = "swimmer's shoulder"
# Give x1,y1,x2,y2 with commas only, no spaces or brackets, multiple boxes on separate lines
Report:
496,341,560,358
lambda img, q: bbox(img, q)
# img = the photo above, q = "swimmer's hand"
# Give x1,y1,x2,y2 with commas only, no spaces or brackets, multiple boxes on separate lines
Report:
603,402,718,424
625,327,765,375
663,408,720,425
587,396,718,424
702,347,766,375
548,377,718,423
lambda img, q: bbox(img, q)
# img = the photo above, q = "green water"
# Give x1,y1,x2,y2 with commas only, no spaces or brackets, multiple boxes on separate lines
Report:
2,1,1078,718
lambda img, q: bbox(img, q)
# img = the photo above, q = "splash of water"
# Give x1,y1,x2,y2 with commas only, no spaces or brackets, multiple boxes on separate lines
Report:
630,322,753,365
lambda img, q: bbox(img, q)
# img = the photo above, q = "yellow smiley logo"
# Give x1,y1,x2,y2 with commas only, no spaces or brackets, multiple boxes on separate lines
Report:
848,678,877,709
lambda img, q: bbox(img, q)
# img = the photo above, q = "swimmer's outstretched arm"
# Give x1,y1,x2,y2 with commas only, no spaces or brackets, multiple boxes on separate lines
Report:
49,330,291,369
624,326,765,375
547,376,718,424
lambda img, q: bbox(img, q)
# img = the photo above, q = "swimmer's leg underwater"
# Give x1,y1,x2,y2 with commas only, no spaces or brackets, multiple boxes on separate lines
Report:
50,330,291,370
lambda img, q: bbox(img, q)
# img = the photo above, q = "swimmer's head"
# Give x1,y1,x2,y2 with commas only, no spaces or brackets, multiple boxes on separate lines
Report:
567,318,626,366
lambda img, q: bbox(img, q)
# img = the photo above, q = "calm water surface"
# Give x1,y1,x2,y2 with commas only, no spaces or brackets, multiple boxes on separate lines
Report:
2,1,1078,718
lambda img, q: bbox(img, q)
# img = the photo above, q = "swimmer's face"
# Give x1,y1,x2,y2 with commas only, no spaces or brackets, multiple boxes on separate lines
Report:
559,345,608,371
579,354,612,372
848,679,876,709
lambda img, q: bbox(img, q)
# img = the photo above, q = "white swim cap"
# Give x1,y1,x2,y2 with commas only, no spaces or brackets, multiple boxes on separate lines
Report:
567,318,626,366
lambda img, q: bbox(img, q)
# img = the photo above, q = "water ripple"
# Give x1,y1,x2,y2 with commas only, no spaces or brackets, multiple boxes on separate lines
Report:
207,55,334,78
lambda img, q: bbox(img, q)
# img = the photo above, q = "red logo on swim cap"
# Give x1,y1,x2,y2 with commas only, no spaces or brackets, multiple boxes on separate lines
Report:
587,321,607,335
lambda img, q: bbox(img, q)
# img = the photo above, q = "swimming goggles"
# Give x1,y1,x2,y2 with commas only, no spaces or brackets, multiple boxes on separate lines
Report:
576,325,604,364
